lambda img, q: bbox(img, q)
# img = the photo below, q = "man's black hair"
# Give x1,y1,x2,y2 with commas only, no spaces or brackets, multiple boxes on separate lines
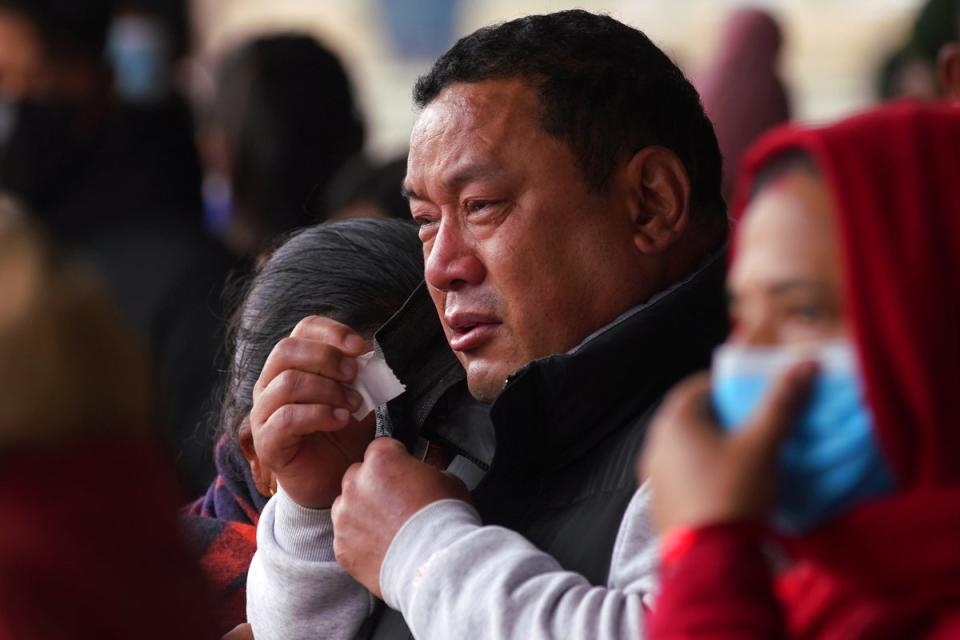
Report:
414,10,726,228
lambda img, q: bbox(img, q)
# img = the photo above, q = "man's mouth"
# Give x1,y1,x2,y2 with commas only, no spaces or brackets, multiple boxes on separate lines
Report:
444,311,502,352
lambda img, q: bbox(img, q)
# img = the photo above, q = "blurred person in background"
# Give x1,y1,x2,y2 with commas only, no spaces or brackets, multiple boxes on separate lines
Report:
935,1,960,99
0,0,235,495
877,47,940,100
182,218,424,635
322,155,413,222
644,103,960,638
877,0,960,100
205,34,366,257
906,0,959,86
106,0,193,106
0,0,203,236
696,7,791,202
0,201,216,639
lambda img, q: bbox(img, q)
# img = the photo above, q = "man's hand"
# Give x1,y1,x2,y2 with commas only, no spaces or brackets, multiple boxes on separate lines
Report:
640,361,817,534
250,316,375,509
332,438,470,598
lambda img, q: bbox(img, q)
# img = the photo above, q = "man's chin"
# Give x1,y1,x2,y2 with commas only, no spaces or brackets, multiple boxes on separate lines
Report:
464,361,511,404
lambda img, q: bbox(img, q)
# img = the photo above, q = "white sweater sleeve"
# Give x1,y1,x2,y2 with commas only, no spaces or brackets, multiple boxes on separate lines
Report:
246,487,376,640
380,486,658,640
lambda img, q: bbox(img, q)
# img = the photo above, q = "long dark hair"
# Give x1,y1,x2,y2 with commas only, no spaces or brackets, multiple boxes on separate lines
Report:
216,34,366,248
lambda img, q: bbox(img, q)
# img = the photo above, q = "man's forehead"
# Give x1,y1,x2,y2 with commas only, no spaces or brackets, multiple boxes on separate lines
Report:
412,79,539,141
406,78,541,186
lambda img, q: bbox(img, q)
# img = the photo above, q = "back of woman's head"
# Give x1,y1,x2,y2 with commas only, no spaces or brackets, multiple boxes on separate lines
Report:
219,218,422,443
216,34,366,249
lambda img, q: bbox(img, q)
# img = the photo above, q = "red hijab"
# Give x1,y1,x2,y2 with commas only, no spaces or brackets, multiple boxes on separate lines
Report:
732,102,960,638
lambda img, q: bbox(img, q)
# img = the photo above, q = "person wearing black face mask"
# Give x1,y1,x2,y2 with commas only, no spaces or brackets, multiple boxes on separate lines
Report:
0,1,114,226
0,0,236,496
0,0,204,234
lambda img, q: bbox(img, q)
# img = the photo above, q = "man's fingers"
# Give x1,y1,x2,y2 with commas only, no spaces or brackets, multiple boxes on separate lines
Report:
340,460,362,494
331,493,344,524
254,338,360,399
290,315,369,355
363,436,407,460
741,359,819,451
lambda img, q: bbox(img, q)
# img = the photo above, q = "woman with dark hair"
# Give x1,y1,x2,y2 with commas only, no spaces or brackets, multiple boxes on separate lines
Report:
183,217,423,634
213,34,366,256
643,103,960,638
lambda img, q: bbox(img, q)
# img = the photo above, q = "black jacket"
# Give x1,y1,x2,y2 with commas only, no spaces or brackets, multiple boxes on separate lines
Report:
368,251,728,638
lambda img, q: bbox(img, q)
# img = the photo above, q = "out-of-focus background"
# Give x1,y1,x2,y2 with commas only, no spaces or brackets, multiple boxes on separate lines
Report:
0,0,953,497
194,0,940,156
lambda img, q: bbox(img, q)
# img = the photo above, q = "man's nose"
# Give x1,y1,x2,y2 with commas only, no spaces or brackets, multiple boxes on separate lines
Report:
424,218,485,292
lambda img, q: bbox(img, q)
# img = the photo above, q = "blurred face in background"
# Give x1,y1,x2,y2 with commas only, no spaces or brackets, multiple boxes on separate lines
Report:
0,9,110,213
727,166,849,348
0,9,50,101
0,9,103,106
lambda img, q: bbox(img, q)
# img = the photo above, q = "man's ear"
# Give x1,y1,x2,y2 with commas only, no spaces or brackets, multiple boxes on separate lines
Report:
624,146,691,255
239,420,275,497
938,43,960,100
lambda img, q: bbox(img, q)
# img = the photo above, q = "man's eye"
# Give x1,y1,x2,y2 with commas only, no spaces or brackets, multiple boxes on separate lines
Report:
464,200,497,214
413,216,437,228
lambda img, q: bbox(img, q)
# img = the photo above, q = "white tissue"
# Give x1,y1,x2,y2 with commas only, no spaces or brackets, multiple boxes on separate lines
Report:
349,351,406,420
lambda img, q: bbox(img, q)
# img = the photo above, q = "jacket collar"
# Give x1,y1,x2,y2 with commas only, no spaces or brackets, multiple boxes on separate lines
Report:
489,249,729,473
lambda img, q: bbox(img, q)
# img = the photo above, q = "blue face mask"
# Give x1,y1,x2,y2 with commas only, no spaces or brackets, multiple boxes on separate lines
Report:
106,15,170,104
711,341,897,535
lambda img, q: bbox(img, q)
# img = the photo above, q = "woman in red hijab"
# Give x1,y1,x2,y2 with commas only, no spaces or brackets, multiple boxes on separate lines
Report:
641,102,960,638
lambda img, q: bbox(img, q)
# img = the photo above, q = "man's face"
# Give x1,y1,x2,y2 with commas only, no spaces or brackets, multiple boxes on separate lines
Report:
405,78,648,402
